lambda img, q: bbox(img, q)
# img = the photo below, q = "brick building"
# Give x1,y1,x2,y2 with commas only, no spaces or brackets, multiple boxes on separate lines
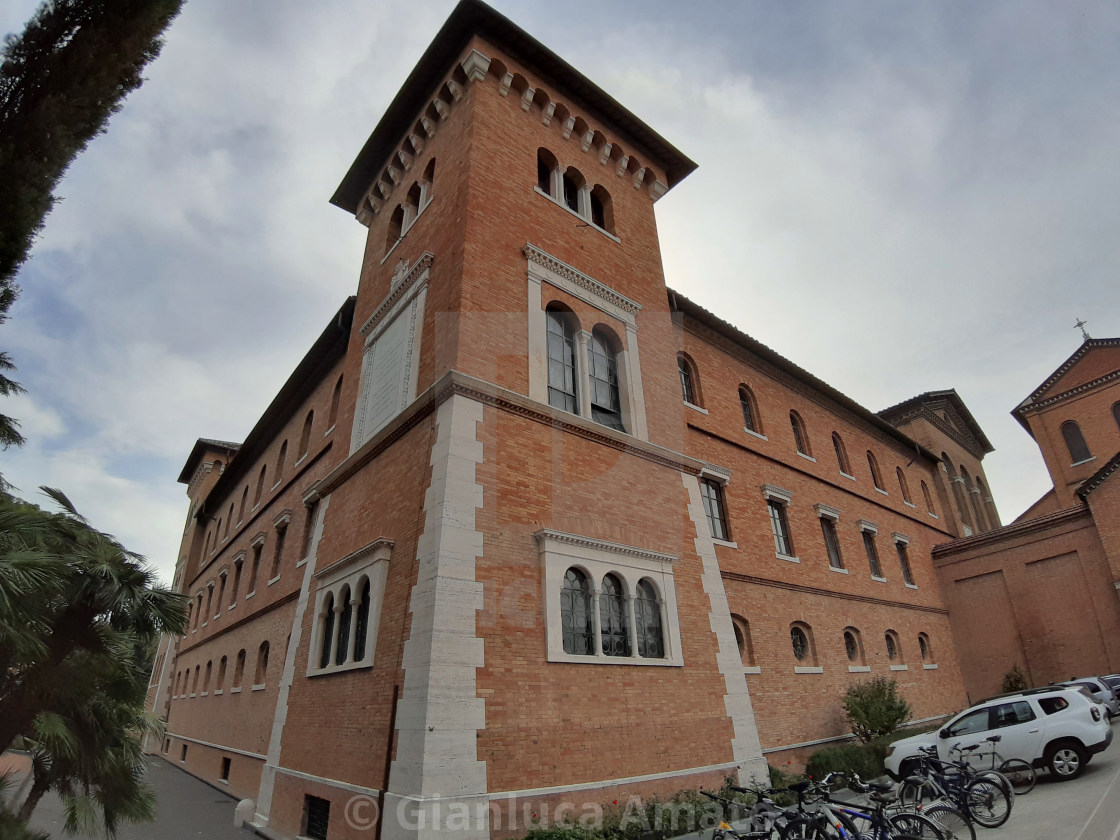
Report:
931,337,1120,701
142,3,999,838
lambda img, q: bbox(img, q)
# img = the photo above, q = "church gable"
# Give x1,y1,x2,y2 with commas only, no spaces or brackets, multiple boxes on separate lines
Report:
1023,339,1120,407
878,389,993,460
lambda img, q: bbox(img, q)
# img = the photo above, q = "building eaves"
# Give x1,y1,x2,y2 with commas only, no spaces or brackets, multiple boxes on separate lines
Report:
877,388,995,455
932,503,1089,559
669,290,938,463
188,296,356,514
1012,337,1120,433
1076,450,1120,501
330,0,697,215
177,439,242,485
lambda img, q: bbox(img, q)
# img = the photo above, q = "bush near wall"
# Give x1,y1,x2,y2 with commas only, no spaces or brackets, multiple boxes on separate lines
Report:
805,725,943,782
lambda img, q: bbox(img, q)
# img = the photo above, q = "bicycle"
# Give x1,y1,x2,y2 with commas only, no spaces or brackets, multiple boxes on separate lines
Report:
701,789,789,840
841,772,975,840
897,747,1012,829
956,735,1035,795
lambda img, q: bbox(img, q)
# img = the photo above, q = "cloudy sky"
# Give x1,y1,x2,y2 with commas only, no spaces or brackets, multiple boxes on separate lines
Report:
2,1,1117,586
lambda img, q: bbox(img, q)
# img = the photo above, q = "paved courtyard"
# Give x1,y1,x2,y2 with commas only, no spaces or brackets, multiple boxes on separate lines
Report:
27,756,249,840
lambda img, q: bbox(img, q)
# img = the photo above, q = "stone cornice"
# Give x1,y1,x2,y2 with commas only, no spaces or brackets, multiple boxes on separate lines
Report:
887,402,987,461
720,571,949,616
535,529,676,565
523,243,641,317
1077,450,1120,500
932,504,1090,559
1019,338,1120,407
359,252,434,337
1016,369,1120,418
317,370,705,496
315,538,395,581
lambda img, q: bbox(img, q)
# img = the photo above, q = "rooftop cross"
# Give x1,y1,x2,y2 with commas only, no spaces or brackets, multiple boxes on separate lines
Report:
1074,317,1091,341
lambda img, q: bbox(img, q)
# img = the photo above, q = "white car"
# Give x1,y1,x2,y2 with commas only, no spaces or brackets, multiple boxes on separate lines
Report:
885,687,1113,781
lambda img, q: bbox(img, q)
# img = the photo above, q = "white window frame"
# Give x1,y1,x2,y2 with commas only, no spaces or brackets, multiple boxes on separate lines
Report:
762,484,798,562
306,538,394,677
525,244,648,440
537,529,684,667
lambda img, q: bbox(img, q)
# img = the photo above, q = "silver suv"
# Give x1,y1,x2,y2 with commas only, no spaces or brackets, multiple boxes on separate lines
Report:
885,686,1113,781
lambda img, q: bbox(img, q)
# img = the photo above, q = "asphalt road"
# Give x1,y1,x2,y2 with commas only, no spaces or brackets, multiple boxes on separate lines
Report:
27,756,249,839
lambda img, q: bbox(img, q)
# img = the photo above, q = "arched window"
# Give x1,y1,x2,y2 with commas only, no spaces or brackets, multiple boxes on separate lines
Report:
918,636,936,663
299,411,314,459
739,386,761,434
233,650,246,688
590,185,613,232
589,327,624,431
562,167,585,213
255,641,270,685
192,665,200,694
421,158,436,210
203,661,212,693
276,440,288,483
843,627,864,664
832,433,851,474
329,375,343,428
678,353,700,405
790,411,811,456
386,204,404,254
885,630,902,662
560,568,594,655
546,306,578,413
194,594,203,629
335,585,353,666
1061,420,1092,463
537,148,559,197
238,486,248,523
790,623,814,663
216,573,227,616
205,583,214,620
1113,401,1120,432
867,451,884,490
225,504,233,538
921,480,935,515
319,593,335,668
961,466,987,532
599,573,630,657
634,579,664,658
255,465,267,506
895,538,915,585
731,615,756,667
896,467,913,504
203,532,211,558
217,656,227,689
353,578,372,662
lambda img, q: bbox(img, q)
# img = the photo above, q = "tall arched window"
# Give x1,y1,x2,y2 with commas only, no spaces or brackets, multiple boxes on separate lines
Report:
921,480,935,515
896,467,913,504
329,375,343,428
589,327,624,431
386,205,404,254
560,568,594,655
299,410,314,459
832,433,851,474
546,306,578,413
589,185,613,232
599,573,630,657
867,451,884,490
739,386,761,434
335,585,353,666
790,411,811,456
233,650,246,688
537,148,559,197
319,593,335,668
217,656,227,689
1113,401,1120,432
255,641,270,685
634,579,664,658
353,578,372,661
203,661,212,693
238,486,248,523
678,353,700,405
731,615,756,667
225,504,233,538
255,465,267,506
1061,420,1092,463
562,167,585,213
275,440,288,483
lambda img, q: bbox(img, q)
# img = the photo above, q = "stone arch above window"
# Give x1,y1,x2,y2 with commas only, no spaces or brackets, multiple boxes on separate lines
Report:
739,385,763,435
790,410,812,457
1061,420,1092,463
677,352,701,407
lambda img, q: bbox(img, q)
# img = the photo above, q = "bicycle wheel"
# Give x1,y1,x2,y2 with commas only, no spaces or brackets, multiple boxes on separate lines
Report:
964,778,1011,829
997,759,1036,795
777,817,820,840
888,812,944,840
922,804,976,840
977,770,1014,804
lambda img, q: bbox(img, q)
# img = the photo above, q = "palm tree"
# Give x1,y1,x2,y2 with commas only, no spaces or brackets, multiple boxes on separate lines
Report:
0,487,186,757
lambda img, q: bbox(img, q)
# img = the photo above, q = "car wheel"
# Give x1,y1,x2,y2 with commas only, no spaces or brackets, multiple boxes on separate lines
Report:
1046,740,1087,780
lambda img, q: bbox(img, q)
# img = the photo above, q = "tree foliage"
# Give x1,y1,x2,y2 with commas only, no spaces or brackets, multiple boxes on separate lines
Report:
0,0,185,447
842,677,913,744
1001,664,1028,694
0,486,187,835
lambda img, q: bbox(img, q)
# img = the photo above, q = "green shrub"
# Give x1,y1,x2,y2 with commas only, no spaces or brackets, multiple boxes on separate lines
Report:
805,743,881,782
1002,664,1028,693
843,677,912,743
